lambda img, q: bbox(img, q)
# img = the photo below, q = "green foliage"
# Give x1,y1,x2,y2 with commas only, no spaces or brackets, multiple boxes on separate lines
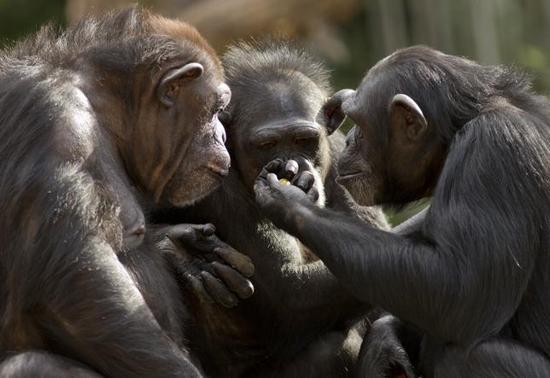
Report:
518,45,550,93
0,0,65,47
385,198,430,227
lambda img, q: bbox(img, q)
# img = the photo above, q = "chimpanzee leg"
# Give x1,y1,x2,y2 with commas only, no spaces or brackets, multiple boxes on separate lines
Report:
434,338,550,378
0,351,102,378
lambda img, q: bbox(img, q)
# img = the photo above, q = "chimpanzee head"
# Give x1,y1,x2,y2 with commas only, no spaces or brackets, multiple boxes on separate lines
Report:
321,46,487,206
220,41,334,199
80,10,231,207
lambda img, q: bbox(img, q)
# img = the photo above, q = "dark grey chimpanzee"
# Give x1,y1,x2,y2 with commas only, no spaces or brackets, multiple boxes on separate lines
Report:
155,41,390,378
0,9,253,377
254,45,550,378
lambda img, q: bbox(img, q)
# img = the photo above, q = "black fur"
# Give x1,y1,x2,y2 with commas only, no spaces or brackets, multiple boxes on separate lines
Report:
155,41,388,377
255,46,550,377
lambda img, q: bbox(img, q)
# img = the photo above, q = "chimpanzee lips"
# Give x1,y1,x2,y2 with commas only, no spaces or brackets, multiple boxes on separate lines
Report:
207,164,230,177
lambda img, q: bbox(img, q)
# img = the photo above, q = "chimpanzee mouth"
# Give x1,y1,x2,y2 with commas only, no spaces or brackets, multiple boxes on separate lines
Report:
206,164,230,178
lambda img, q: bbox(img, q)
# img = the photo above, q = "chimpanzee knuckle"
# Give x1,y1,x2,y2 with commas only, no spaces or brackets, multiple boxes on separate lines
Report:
266,172,280,187
293,171,312,190
214,246,255,277
206,233,222,246
283,160,299,179
212,262,254,299
182,262,201,277
308,188,320,203
202,251,220,263
303,171,315,187
201,271,238,308
200,223,216,237
264,158,284,174
254,177,271,194
165,224,195,241
187,274,215,304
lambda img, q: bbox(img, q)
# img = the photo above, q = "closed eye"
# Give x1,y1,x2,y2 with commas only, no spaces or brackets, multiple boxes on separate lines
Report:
256,140,277,149
295,135,318,145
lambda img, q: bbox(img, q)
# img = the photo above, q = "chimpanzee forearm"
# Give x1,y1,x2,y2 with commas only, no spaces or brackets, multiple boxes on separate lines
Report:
272,200,532,344
278,203,431,316
278,260,369,318
243,228,369,327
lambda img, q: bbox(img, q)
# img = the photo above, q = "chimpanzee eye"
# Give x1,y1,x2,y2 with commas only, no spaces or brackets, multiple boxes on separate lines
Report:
294,136,318,146
257,140,277,150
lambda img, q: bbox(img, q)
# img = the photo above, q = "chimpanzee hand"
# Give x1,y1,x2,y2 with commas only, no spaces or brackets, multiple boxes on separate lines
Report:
254,159,320,224
158,223,255,308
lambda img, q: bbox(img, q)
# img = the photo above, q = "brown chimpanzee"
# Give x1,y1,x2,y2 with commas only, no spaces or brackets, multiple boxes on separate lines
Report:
154,41,389,377
0,8,253,377
254,45,550,377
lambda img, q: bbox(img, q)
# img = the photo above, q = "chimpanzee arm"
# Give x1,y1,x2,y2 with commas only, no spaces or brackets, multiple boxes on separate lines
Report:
164,171,369,325
6,165,201,378
272,258,367,318
255,113,538,345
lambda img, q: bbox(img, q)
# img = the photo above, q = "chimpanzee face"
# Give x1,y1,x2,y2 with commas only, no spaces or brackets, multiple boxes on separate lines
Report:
330,65,446,206
330,83,387,206
227,75,331,193
128,43,231,207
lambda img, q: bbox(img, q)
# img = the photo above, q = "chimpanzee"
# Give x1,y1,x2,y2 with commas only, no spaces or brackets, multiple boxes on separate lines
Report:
254,45,550,377
0,8,253,377
155,41,389,377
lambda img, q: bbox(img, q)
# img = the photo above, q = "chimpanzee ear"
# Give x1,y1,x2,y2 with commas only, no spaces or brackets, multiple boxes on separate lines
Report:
389,94,428,140
317,89,355,135
157,62,204,107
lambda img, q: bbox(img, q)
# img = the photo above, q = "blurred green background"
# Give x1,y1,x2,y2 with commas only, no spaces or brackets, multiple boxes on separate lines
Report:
1,0,549,224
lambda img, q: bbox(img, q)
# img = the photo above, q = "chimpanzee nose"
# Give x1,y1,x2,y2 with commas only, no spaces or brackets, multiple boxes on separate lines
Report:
218,83,232,108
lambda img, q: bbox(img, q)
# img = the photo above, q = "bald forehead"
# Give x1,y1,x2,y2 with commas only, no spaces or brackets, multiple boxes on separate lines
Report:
243,74,325,118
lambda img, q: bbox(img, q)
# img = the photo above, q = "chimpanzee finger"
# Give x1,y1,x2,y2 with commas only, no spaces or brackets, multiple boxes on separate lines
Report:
211,262,254,299
282,160,299,180
201,271,238,308
186,274,215,304
307,187,320,203
200,223,216,237
164,223,214,244
266,173,280,187
213,246,255,277
258,158,284,180
294,171,315,192
163,224,195,241
165,224,223,257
